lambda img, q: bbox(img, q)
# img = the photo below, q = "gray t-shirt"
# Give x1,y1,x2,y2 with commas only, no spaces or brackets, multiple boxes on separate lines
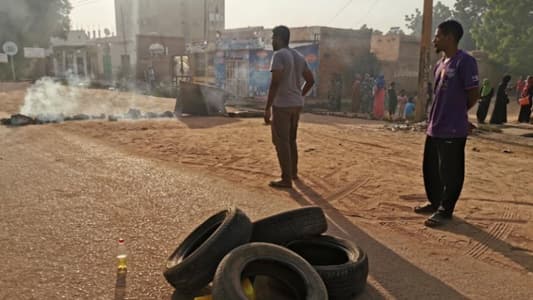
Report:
270,48,310,108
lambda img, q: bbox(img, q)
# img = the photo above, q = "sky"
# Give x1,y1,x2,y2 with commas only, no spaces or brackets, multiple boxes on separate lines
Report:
70,0,457,34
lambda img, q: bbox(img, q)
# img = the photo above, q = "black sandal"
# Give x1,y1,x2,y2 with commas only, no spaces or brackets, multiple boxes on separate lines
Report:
269,180,292,189
414,204,437,215
424,212,451,228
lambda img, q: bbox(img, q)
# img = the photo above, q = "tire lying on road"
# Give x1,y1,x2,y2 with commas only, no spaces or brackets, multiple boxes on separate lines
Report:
286,235,369,299
164,208,253,293
251,206,328,245
212,243,328,300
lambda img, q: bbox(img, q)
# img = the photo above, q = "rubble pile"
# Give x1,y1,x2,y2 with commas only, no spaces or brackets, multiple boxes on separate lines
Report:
385,121,428,132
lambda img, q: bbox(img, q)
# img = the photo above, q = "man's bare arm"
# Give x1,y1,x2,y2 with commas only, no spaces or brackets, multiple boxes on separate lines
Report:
302,69,315,96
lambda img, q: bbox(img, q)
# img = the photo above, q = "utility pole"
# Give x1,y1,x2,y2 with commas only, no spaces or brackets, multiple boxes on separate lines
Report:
415,0,433,122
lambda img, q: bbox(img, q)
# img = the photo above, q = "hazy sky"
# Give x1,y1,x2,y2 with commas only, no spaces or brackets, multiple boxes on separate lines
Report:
70,0,457,34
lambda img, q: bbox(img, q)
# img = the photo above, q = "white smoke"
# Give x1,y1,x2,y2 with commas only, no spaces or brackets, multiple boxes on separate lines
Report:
19,77,79,119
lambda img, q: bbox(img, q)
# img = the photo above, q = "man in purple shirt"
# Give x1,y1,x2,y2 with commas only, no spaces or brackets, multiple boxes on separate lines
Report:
414,20,480,227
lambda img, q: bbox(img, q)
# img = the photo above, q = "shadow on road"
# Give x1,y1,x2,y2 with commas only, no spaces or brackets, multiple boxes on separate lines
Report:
289,179,468,300
435,218,533,273
114,270,127,300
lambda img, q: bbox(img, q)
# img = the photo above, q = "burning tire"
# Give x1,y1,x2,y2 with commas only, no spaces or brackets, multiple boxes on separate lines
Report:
212,243,328,300
286,235,369,299
251,206,328,245
164,208,253,294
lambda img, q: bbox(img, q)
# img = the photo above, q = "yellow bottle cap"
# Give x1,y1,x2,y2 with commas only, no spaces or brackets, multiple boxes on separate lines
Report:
193,278,255,300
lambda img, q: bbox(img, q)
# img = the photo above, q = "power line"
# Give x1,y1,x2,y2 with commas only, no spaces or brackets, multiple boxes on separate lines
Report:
327,0,355,26
356,0,382,28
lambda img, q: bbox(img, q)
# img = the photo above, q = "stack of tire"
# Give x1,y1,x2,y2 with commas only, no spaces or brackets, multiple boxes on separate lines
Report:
164,206,369,300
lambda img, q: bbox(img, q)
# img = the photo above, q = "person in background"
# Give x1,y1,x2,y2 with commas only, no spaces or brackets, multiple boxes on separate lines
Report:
373,75,386,119
351,74,362,113
516,76,526,102
404,97,416,121
334,75,343,111
518,76,533,123
264,25,315,189
490,75,511,125
414,20,480,227
361,74,374,114
388,82,398,120
476,79,494,124
397,89,408,120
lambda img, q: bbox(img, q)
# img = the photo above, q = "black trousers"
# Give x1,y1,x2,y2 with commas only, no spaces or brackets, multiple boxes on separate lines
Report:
423,136,467,217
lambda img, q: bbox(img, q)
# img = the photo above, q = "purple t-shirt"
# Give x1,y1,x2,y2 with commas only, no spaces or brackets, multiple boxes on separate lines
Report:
427,50,479,138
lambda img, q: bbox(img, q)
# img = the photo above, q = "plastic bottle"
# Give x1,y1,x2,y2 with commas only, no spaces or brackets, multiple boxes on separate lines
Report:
117,238,128,271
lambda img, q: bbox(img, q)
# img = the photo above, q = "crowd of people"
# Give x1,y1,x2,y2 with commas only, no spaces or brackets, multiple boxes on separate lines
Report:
343,72,533,125
349,75,419,121
476,75,533,125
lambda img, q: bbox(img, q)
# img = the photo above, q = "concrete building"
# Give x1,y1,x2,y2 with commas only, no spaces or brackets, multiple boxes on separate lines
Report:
370,32,449,94
50,31,94,79
114,0,225,75
189,26,373,100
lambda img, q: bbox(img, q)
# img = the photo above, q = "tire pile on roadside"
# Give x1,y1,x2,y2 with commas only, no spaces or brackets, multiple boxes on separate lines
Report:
164,206,369,300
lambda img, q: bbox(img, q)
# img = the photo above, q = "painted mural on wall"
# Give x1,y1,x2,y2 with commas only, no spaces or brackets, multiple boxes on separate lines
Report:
216,43,320,98
249,49,273,97
296,44,320,97
248,44,319,97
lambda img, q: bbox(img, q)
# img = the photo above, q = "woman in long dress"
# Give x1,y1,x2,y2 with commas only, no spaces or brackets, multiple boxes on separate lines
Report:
518,76,533,123
490,75,511,125
373,75,386,119
476,79,494,124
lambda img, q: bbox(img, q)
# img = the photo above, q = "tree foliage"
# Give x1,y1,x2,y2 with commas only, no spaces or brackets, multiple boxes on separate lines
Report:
404,1,453,37
0,0,71,79
453,0,489,50
472,0,533,75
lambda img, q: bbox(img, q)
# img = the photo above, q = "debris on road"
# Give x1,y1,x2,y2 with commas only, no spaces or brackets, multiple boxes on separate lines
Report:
385,121,428,132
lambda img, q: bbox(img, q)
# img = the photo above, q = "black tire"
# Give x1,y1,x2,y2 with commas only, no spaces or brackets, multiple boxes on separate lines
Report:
164,208,253,293
212,243,328,300
251,206,328,245
286,235,369,300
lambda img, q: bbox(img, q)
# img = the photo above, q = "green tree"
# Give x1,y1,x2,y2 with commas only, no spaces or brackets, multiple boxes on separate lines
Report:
405,1,453,37
472,0,533,75
453,0,489,50
0,0,71,80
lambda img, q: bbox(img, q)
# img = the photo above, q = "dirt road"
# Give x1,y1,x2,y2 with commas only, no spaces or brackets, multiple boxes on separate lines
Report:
1,85,533,299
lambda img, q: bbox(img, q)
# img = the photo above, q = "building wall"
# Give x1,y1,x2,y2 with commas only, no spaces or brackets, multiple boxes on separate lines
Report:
115,0,225,43
136,35,186,83
318,27,373,99
371,33,401,62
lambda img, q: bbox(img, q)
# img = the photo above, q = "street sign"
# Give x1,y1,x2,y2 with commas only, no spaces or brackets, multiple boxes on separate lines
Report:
24,47,46,58
0,53,7,63
2,41,18,80
2,41,18,56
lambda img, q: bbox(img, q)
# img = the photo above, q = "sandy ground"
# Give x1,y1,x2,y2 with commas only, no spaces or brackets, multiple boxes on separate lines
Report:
1,83,533,299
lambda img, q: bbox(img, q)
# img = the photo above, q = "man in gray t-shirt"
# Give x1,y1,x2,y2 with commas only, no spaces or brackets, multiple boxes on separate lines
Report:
265,26,315,188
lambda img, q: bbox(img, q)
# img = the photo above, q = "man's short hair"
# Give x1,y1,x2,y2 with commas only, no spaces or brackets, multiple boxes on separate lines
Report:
438,20,464,43
273,26,290,45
